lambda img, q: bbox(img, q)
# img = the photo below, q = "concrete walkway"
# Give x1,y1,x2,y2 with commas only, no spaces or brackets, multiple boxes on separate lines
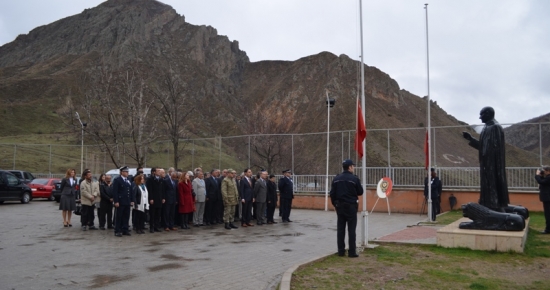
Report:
0,201,425,290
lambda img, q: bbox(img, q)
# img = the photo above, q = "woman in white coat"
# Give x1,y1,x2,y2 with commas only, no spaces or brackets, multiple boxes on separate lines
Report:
133,174,148,234
192,171,207,226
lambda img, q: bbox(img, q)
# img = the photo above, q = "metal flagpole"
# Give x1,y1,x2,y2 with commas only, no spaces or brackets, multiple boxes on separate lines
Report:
325,91,331,212
425,3,433,222
359,0,368,247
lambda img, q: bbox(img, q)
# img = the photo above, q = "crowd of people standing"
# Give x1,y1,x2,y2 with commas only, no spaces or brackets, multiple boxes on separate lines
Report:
57,166,295,236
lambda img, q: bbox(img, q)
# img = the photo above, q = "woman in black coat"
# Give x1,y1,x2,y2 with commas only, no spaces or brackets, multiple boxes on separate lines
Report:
266,174,278,224
535,166,550,234
59,168,78,227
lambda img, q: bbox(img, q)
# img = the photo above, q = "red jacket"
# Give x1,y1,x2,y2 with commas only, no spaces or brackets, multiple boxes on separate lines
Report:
178,181,195,214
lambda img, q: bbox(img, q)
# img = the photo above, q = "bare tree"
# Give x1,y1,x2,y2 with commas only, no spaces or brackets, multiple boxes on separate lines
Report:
61,60,158,168
150,64,194,169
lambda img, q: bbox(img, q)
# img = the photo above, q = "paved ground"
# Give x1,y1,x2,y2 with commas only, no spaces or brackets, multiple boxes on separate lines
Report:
0,200,425,290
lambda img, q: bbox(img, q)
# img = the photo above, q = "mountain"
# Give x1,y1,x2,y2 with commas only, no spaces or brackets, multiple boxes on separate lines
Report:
0,0,541,173
504,113,550,166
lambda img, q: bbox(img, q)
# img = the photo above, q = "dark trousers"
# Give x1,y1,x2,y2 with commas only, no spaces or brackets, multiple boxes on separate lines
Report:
215,199,224,223
81,204,95,227
98,202,113,228
163,203,175,229
543,201,550,232
115,205,131,234
242,201,252,225
281,198,292,221
134,210,146,231
204,199,216,223
267,205,276,222
336,202,358,255
149,206,162,230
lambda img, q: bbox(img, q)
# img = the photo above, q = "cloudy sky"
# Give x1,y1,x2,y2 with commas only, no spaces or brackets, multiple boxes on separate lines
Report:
1,0,548,126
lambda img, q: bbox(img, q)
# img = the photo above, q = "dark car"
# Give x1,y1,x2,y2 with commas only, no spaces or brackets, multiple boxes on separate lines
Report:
0,170,33,204
51,180,62,202
29,178,61,201
8,170,35,184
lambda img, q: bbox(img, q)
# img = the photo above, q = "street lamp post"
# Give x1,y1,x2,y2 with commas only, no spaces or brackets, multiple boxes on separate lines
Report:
75,112,87,174
325,92,335,211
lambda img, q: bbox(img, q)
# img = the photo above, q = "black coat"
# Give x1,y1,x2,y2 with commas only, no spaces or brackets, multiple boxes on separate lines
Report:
112,176,136,206
535,174,550,202
278,176,294,200
146,176,165,208
99,182,112,204
240,177,254,202
424,176,442,200
163,177,178,204
205,176,220,202
266,180,278,206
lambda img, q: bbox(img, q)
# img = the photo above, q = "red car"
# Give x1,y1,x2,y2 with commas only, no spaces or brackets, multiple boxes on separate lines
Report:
29,178,61,201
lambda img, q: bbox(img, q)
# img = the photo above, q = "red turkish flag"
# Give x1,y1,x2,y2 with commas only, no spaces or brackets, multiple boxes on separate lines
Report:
354,99,367,158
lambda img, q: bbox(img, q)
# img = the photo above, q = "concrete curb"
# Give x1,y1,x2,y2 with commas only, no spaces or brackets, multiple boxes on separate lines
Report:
279,253,331,290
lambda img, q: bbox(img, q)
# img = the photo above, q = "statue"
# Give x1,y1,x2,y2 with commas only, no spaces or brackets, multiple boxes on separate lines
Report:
459,203,525,231
462,107,510,212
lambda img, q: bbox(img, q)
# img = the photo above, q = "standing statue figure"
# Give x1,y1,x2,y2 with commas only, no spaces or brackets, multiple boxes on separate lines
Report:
462,106,510,212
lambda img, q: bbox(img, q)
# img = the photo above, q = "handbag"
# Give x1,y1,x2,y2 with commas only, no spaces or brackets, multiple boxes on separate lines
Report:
74,202,82,215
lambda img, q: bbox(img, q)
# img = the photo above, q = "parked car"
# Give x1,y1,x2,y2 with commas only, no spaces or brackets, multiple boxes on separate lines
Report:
29,178,61,201
8,170,35,184
0,170,33,204
51,180,62,202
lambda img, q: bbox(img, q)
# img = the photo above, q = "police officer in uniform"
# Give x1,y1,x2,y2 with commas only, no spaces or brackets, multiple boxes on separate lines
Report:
330,159,363,257
112,166,136,237
278,169,294,222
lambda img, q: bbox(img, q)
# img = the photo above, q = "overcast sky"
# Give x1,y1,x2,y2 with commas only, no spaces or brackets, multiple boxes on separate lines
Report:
1,0,548,126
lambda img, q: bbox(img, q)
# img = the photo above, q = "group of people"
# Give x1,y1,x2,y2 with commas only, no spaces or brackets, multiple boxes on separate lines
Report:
58,166,296,237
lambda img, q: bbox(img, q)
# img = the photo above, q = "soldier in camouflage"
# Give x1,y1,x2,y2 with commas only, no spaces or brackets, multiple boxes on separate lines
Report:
221,169,239,230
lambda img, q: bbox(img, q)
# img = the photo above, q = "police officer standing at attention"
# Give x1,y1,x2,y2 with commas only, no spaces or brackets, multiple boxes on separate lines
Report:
330,159,363,258
112,166,136,237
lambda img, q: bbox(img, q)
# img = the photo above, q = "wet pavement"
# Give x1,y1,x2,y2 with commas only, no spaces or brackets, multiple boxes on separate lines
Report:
0,200,425,290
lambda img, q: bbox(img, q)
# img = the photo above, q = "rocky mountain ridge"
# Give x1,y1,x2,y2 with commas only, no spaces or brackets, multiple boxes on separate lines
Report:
0,0,543,172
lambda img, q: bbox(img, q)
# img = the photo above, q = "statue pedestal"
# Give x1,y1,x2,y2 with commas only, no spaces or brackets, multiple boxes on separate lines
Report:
437,217,529,253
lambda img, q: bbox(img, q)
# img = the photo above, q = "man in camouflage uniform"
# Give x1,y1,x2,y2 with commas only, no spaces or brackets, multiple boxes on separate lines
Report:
221,169,239,230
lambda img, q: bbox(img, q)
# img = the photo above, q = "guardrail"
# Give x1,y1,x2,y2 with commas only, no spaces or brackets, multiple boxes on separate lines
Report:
33,167,540,192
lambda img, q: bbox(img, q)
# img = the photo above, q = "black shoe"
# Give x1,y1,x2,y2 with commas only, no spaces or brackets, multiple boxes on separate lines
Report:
338,252,345,257
82,226,87,231
541,230,550,234
107,226,114,229
287,220,293,222
122,232,131,236
154,228,162,232
88,226,97,230
230,223,238,229
115,232,122,237
349,253,359,258
99,227,106,230
150,229,155,233
225,223,232,230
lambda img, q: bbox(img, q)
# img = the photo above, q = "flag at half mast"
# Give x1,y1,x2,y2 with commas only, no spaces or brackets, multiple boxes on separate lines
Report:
354,98,367,158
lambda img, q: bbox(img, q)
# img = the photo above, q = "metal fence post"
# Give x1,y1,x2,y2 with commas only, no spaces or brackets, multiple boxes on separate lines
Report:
540,123,543,166
49,145,52,175
13,144,16,169
192,140,195,169
248,136,251,168
219,136,222,169
387,130,391,167
292,134,295,173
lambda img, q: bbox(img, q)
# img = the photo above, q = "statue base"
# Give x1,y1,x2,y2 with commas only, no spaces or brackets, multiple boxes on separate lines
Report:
437,217,529,253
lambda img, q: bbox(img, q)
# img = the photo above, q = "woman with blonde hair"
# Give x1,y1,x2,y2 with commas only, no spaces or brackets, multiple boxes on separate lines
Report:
59,168,78,227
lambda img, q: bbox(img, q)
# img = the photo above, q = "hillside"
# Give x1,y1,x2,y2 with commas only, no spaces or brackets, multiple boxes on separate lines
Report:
0,0,542,174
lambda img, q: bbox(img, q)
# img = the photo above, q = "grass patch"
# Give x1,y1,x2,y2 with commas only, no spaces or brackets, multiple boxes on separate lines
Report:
292,212,550,290
435,210,464,225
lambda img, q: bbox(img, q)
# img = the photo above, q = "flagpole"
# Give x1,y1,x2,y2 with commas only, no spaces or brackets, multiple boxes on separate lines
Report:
425,3,433,222
359,0,368,247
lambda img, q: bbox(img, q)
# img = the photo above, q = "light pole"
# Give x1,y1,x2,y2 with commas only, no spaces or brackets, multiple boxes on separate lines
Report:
75,112,87,174
325,92,335,211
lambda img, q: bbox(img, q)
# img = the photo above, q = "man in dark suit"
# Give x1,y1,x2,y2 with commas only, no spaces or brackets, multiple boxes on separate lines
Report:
163,170,178,231
112,166,136,237
254,170,268,225
146,167,165,233
239,168,254,227
278,169,294,222
205,169,220,226
98,175,113,230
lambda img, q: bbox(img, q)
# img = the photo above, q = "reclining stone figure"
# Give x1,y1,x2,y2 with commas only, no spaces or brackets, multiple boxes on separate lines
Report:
459,202,525,231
